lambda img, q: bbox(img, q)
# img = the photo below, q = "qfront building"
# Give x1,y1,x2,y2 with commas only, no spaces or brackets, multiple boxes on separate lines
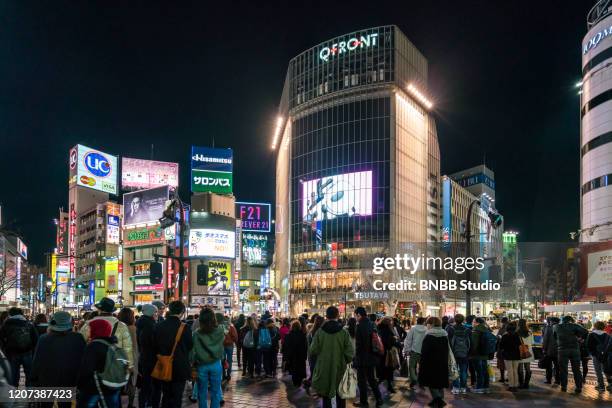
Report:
274,26,441,316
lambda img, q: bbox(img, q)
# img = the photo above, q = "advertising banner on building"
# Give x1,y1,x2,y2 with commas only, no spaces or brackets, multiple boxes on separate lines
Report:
207,261,232,295
191,146,233,194
104,259,119,293
56,212,69,254
189,229,235,258
70,144,118,194
16,238,27,260
106,215,120,245
242,233,269,266
236,202,271,233
588,249,612,289
302,170,372,221
123,225,164,248
123,186,169,227
121,157,179,190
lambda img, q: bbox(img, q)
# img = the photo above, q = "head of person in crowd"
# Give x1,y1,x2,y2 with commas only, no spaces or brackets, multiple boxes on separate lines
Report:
0,311,9,325
517,318,530,337
454,314,465,325
215,312,225,327
368,313,377,322
465,315,475,325
94,297,115,316
550,316,560,325
266,318,275,328
416,316,426,326
474,317,486,327
347,317,357,337
34,313,47,325
8,307,23,317
282,318,290,327
244,316,256,330
167,300,186,318
118,307,135,327
89,319,112,341
198,308,218,334
354,306,367,321
500,316,509,326
426,316,442,328
49,311,74,333
380,316,393,329
561,315,574,324
140,304,158,320
310,314,324,334
326,306,339,320
594,321,606,331
290,320,302,332
152,300,166,317
505,321,517,334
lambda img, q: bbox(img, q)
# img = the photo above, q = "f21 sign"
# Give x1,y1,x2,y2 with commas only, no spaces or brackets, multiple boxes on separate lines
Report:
236,202,271,233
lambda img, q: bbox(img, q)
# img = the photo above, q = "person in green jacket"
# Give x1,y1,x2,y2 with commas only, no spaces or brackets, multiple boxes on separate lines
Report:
309,306,354,408
469,317,491,393
191,308,225,408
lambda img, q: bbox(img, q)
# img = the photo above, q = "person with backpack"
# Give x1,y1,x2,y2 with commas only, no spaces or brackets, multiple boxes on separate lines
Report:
152,300,193,408
263,318,280,378
418,317,450,408
241,317,258,378
499,321,521,392
31,311,86,403
353,307,383,407
516,319,534,389
221,315,238,380
136,304,158,408
553,315,588,393
587,320,612,392
469,317,494,394
282,320,308,387
0,307,39,387
76,319,129,408
192,308,225,408
80,298,134,369
309,306,354,408
403,316,427,389
449,314,471,394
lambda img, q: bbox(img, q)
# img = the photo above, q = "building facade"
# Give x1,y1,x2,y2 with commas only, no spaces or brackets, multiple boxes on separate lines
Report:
581,1,612,242
274,26,440,315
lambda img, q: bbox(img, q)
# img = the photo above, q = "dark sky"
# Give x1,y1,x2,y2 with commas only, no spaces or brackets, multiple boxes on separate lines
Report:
0,1,593,265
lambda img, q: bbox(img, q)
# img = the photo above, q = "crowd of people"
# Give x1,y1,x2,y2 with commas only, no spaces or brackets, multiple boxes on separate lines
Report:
0,299,611,408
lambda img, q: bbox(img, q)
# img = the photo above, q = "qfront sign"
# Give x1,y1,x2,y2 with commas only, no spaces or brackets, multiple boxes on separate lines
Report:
583,25,612,54
70,144,118,194
319,32,379,62
191,146,233,194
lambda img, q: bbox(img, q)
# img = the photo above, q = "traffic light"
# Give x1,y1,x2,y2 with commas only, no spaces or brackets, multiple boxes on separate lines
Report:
75,282,87,290
197,264,208,286
150,262,163,285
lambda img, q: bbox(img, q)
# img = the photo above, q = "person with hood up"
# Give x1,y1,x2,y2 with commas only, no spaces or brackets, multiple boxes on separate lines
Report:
80,298,134,369
309,306,354,408
418,317,450,408
282,320,308,387
587,320,612,392
553,315,588,393
403,316,427,388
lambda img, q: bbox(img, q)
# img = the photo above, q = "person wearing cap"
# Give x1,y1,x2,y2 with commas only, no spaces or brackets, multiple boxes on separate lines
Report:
77,319,121,408
80,297,134,369
152,301,166,322
136,304,158,408
31,311,86,394
152,301,193,408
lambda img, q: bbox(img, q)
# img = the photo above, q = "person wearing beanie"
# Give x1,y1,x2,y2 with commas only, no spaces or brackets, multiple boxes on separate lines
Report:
80,297,134,369
191,308,225,408
152,301,192,408
136,304,158,408
77,319,121,408
31,311,86,390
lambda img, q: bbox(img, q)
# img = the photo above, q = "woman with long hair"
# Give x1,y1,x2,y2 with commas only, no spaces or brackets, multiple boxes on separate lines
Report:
345,317,357,350
304,315,324,392
118,308,138,408
282,320,308,387
499,321,522,392
192,308,225,408
240,316,258,378
517,319,534,389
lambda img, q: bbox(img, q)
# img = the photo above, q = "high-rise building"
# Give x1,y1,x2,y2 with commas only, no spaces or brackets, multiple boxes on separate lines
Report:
273,26,440,316
581,1,612,242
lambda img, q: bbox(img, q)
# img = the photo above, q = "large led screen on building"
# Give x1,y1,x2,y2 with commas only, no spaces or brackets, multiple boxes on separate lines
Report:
123,186,169,227
121,157,179,190
236,202,271,233
588,249,612,289
242,233,269,266
191,146,233,194
302,170,373,221
189,229,235,259
70,144,118,194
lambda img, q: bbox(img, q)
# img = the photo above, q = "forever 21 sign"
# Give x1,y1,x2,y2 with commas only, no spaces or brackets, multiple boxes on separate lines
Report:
235,202,271,233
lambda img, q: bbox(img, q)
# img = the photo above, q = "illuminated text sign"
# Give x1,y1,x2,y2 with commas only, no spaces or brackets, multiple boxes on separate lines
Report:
319,33,379,62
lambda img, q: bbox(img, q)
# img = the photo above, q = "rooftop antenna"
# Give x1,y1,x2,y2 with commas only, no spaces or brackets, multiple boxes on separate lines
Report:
150,144,154,160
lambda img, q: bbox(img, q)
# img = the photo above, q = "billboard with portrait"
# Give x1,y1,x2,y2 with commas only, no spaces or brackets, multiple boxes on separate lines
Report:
70,144,118,194
191,146,233,194
242,233,269,266
189,229,235,258
207,260,232,295
123,185,169,227
236,202,271,233
302,170,372,221
121,157,179,190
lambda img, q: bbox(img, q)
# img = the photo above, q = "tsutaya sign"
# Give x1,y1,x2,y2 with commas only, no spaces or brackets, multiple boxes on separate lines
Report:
319,33,379,62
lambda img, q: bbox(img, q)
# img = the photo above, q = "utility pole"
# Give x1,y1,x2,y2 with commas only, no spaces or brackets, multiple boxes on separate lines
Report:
157,196,188,302
464,199,480,317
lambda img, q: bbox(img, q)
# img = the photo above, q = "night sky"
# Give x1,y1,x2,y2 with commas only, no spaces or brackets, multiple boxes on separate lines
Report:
0,1,593,265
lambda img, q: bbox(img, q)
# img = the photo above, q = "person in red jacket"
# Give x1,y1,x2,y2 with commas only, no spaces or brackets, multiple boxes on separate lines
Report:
222,316,238,380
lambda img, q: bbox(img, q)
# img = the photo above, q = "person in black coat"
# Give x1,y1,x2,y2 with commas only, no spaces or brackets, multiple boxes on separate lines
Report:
542,317,560,384
152,301,193,408
76,319,121,408
418,317,449,408
353,307,382,407
499,322,521,391
31,311,85,396
0,307,39,387
377,317,398,393
282,320,308,386
136,304,158,408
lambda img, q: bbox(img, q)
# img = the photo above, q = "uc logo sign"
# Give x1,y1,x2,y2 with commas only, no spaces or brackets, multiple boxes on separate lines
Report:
84,151,111,177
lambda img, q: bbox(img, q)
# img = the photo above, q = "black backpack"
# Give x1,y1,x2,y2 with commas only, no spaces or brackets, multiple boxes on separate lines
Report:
5,323,33,353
